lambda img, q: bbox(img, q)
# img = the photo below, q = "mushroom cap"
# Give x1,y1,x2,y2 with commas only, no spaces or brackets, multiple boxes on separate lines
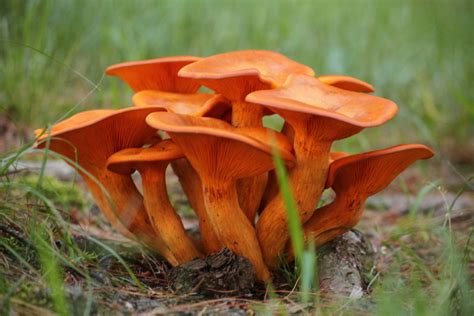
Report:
132,91,231,118
106,139,184,175
318,75,374,93
326,144,434,194
146,112,295,180
106,56,201,93
34,109,115,138
246,74,398,139
35,107,165,167
178,50,315,100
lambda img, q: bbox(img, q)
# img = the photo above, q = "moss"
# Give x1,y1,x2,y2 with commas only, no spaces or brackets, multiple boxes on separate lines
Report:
1,175,86,210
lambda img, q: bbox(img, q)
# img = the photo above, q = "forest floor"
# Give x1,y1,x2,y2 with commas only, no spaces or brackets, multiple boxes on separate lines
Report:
0,144,472,314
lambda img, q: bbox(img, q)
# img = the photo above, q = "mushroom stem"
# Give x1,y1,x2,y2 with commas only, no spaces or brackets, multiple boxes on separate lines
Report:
140,167,202,263
237,173,268,223
232,100,263,127
284,195,363,262
82,171,179,265
259,123,293,212
303,193,364,247
232,100,266,222
257,132,332,267
201,179,271,282
171,159,222,253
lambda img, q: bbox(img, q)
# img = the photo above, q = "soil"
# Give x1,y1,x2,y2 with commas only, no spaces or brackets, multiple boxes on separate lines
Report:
169,248,259,298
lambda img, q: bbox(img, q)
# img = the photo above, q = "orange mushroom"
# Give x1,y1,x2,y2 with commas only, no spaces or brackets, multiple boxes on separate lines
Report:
35,107,178,265
292,144,434,251
258,74,372,212
246,73,398,267
318,75,374,93
178,49,313,222
106,56,201,93
146,112,296,282
133,90,231,252
106,139,202,263
178,50,314,127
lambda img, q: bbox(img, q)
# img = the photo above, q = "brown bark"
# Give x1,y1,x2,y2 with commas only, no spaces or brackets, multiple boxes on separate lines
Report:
317,230,374,298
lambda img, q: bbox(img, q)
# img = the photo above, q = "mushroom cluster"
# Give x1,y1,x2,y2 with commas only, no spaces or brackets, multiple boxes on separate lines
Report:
35,50,433,282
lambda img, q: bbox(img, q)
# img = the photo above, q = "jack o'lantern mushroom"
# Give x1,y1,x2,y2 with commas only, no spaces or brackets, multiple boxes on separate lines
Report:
35,107,178,265
258,75,373,213
106,56,201,93
246,73,398,267
178,49,314,222
286,144,434,254
106,139,202,263
178,50,314,127
146,112,296,282
133,90,231,253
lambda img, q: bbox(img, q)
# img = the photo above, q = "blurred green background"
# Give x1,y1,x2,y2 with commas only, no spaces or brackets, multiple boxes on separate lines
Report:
1,0,473,154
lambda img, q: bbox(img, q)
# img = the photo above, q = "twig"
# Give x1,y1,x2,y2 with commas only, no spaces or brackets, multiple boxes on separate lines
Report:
0,223,32,248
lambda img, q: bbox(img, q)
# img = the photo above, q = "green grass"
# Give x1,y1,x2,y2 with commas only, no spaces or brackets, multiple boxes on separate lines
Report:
1,0,473,153
0,143,150,314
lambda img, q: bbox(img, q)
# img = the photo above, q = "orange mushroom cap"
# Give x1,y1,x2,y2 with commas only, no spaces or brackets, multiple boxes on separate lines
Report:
35,107,163,162
326,144,434,193
106,56,201,93
246,73,398,140
133,91,231,118
106,139,184,174
318,75,375,93
178,50,315,100
145,112,295,176
34,109,114,138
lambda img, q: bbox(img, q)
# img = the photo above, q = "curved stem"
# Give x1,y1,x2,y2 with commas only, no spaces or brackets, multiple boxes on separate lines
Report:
257,133,332,267
202,179,271,282
258,122,294,213
140,167,202,264
171,159,222,253
303,193,365,246
237,173,268,224
285,191,366,261
232,100,267,224
82,170,178,265
231,100,263,127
